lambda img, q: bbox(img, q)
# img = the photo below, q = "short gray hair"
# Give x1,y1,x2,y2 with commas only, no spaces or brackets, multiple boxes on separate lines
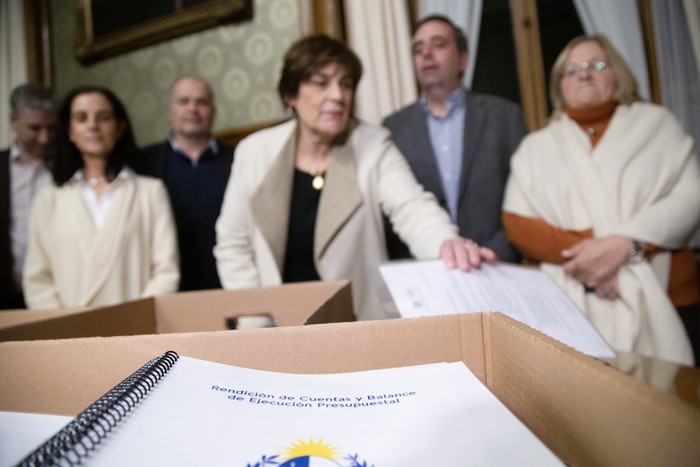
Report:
10,83,57,117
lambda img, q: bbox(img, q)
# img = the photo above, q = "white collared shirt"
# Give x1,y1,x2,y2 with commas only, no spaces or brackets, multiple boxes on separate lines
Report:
73,168,134,230
9,145,52,286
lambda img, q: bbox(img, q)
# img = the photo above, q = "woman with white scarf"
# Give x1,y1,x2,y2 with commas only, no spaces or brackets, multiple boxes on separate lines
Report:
502,34,700,366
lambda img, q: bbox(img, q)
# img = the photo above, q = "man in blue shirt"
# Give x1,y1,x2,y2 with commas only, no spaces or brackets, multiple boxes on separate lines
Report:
383,15,527,262
143,76,234,291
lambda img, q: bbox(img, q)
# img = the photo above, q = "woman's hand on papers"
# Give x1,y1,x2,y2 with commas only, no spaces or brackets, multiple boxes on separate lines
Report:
440,237,497,272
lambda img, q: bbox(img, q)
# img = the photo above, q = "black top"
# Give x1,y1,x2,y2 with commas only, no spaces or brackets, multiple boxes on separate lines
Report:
142,140,234,291
283,169,322,283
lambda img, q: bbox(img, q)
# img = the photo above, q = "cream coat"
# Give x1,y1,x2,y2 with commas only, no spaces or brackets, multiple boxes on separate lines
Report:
504,103,700,365
23,175,179,309
215,120,457,320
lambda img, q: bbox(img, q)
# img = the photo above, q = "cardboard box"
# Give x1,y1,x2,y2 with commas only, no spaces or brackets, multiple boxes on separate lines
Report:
0,280,353,342
0,307,87,328
0,312,698,466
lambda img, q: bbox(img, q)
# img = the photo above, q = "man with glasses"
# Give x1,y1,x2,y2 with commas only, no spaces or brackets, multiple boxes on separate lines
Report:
383,15,527,263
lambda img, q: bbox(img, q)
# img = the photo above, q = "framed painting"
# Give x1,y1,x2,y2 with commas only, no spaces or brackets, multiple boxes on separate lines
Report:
75,0,253,64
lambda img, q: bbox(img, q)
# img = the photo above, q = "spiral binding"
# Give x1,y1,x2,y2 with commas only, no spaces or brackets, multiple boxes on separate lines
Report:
17,350,180,467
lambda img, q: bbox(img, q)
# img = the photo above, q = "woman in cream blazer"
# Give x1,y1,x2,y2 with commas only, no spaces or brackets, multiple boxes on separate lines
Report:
23,86,179,309
215,35,494,321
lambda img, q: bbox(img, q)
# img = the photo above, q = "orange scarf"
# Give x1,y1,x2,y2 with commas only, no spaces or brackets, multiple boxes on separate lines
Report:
565,100,617,147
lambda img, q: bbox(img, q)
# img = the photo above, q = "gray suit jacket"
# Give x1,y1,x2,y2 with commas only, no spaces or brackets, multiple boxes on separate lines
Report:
382,90,527,262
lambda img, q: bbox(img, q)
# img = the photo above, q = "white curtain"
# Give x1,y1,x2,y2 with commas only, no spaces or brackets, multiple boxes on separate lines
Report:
0,0,29,148
418,0,483,88
572,0,651,101
650,1,700,140
683,0,700,79
344,0,416,124
651,1,700,248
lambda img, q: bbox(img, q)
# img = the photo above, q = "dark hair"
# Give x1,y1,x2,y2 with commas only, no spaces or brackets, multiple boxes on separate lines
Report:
277,34,363,107
414,15,469,54
10,83,57,117
49,85,144,185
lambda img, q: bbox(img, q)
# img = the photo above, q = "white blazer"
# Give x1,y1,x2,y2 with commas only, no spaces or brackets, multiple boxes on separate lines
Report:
215,119,457,320
24,175,179,308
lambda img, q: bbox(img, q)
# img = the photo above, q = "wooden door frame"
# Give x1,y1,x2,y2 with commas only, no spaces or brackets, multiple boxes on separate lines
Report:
22,0,53,86
510,0,548,130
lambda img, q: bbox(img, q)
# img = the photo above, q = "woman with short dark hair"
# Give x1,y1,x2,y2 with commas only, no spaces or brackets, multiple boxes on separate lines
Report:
215,35,494,320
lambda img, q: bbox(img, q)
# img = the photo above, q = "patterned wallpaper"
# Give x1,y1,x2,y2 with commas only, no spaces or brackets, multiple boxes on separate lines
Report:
51,0,300,146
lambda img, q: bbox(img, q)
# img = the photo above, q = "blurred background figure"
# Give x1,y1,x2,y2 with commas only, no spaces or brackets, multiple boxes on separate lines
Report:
143,76,234,292
23,85,179,309
503,34,700,366
1,83,57,309
215,35,495,321
383,15,527,263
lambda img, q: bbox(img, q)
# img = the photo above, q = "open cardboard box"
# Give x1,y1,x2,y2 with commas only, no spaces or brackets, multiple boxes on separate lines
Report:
1,312,698,466
0,307,87,329
0,280,353,342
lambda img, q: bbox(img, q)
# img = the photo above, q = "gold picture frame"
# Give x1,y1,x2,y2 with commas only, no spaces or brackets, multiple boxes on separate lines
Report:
75,0,253,64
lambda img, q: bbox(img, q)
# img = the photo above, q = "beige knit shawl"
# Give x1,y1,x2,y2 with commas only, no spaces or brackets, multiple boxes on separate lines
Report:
504,102,700,365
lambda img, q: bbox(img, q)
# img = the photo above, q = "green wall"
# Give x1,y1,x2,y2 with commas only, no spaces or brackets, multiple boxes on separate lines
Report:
51,0,299,145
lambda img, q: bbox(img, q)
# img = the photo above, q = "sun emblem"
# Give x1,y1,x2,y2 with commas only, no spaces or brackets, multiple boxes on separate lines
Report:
246,438,373,467
279,438,341,466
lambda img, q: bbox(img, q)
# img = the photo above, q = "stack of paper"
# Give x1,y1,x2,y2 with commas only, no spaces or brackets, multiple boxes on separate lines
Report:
379,260,615,358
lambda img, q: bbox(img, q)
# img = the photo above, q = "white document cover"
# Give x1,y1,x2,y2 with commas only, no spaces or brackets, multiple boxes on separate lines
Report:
12,355,562,466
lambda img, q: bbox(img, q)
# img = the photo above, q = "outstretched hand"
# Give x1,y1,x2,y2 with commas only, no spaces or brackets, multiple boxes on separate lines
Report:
440,237,498,272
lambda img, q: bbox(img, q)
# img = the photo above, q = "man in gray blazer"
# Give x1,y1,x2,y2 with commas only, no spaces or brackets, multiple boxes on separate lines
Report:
383,15,527,262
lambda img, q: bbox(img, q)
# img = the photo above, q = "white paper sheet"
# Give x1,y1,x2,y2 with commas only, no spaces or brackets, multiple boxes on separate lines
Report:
0,411,73,467
18,355,562,466
379,260,615,358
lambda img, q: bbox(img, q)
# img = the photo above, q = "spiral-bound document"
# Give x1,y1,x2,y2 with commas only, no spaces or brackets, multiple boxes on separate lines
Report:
15,351,562,466
16,351,179,466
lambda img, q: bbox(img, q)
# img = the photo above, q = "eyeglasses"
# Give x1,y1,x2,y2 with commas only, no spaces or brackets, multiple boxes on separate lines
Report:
563,60,609,78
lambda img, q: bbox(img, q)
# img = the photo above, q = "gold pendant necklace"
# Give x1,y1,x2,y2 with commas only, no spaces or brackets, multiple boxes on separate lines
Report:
311,171,324,190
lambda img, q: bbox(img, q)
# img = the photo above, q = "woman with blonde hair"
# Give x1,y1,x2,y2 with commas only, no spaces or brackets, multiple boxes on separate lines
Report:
503,34,700,365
